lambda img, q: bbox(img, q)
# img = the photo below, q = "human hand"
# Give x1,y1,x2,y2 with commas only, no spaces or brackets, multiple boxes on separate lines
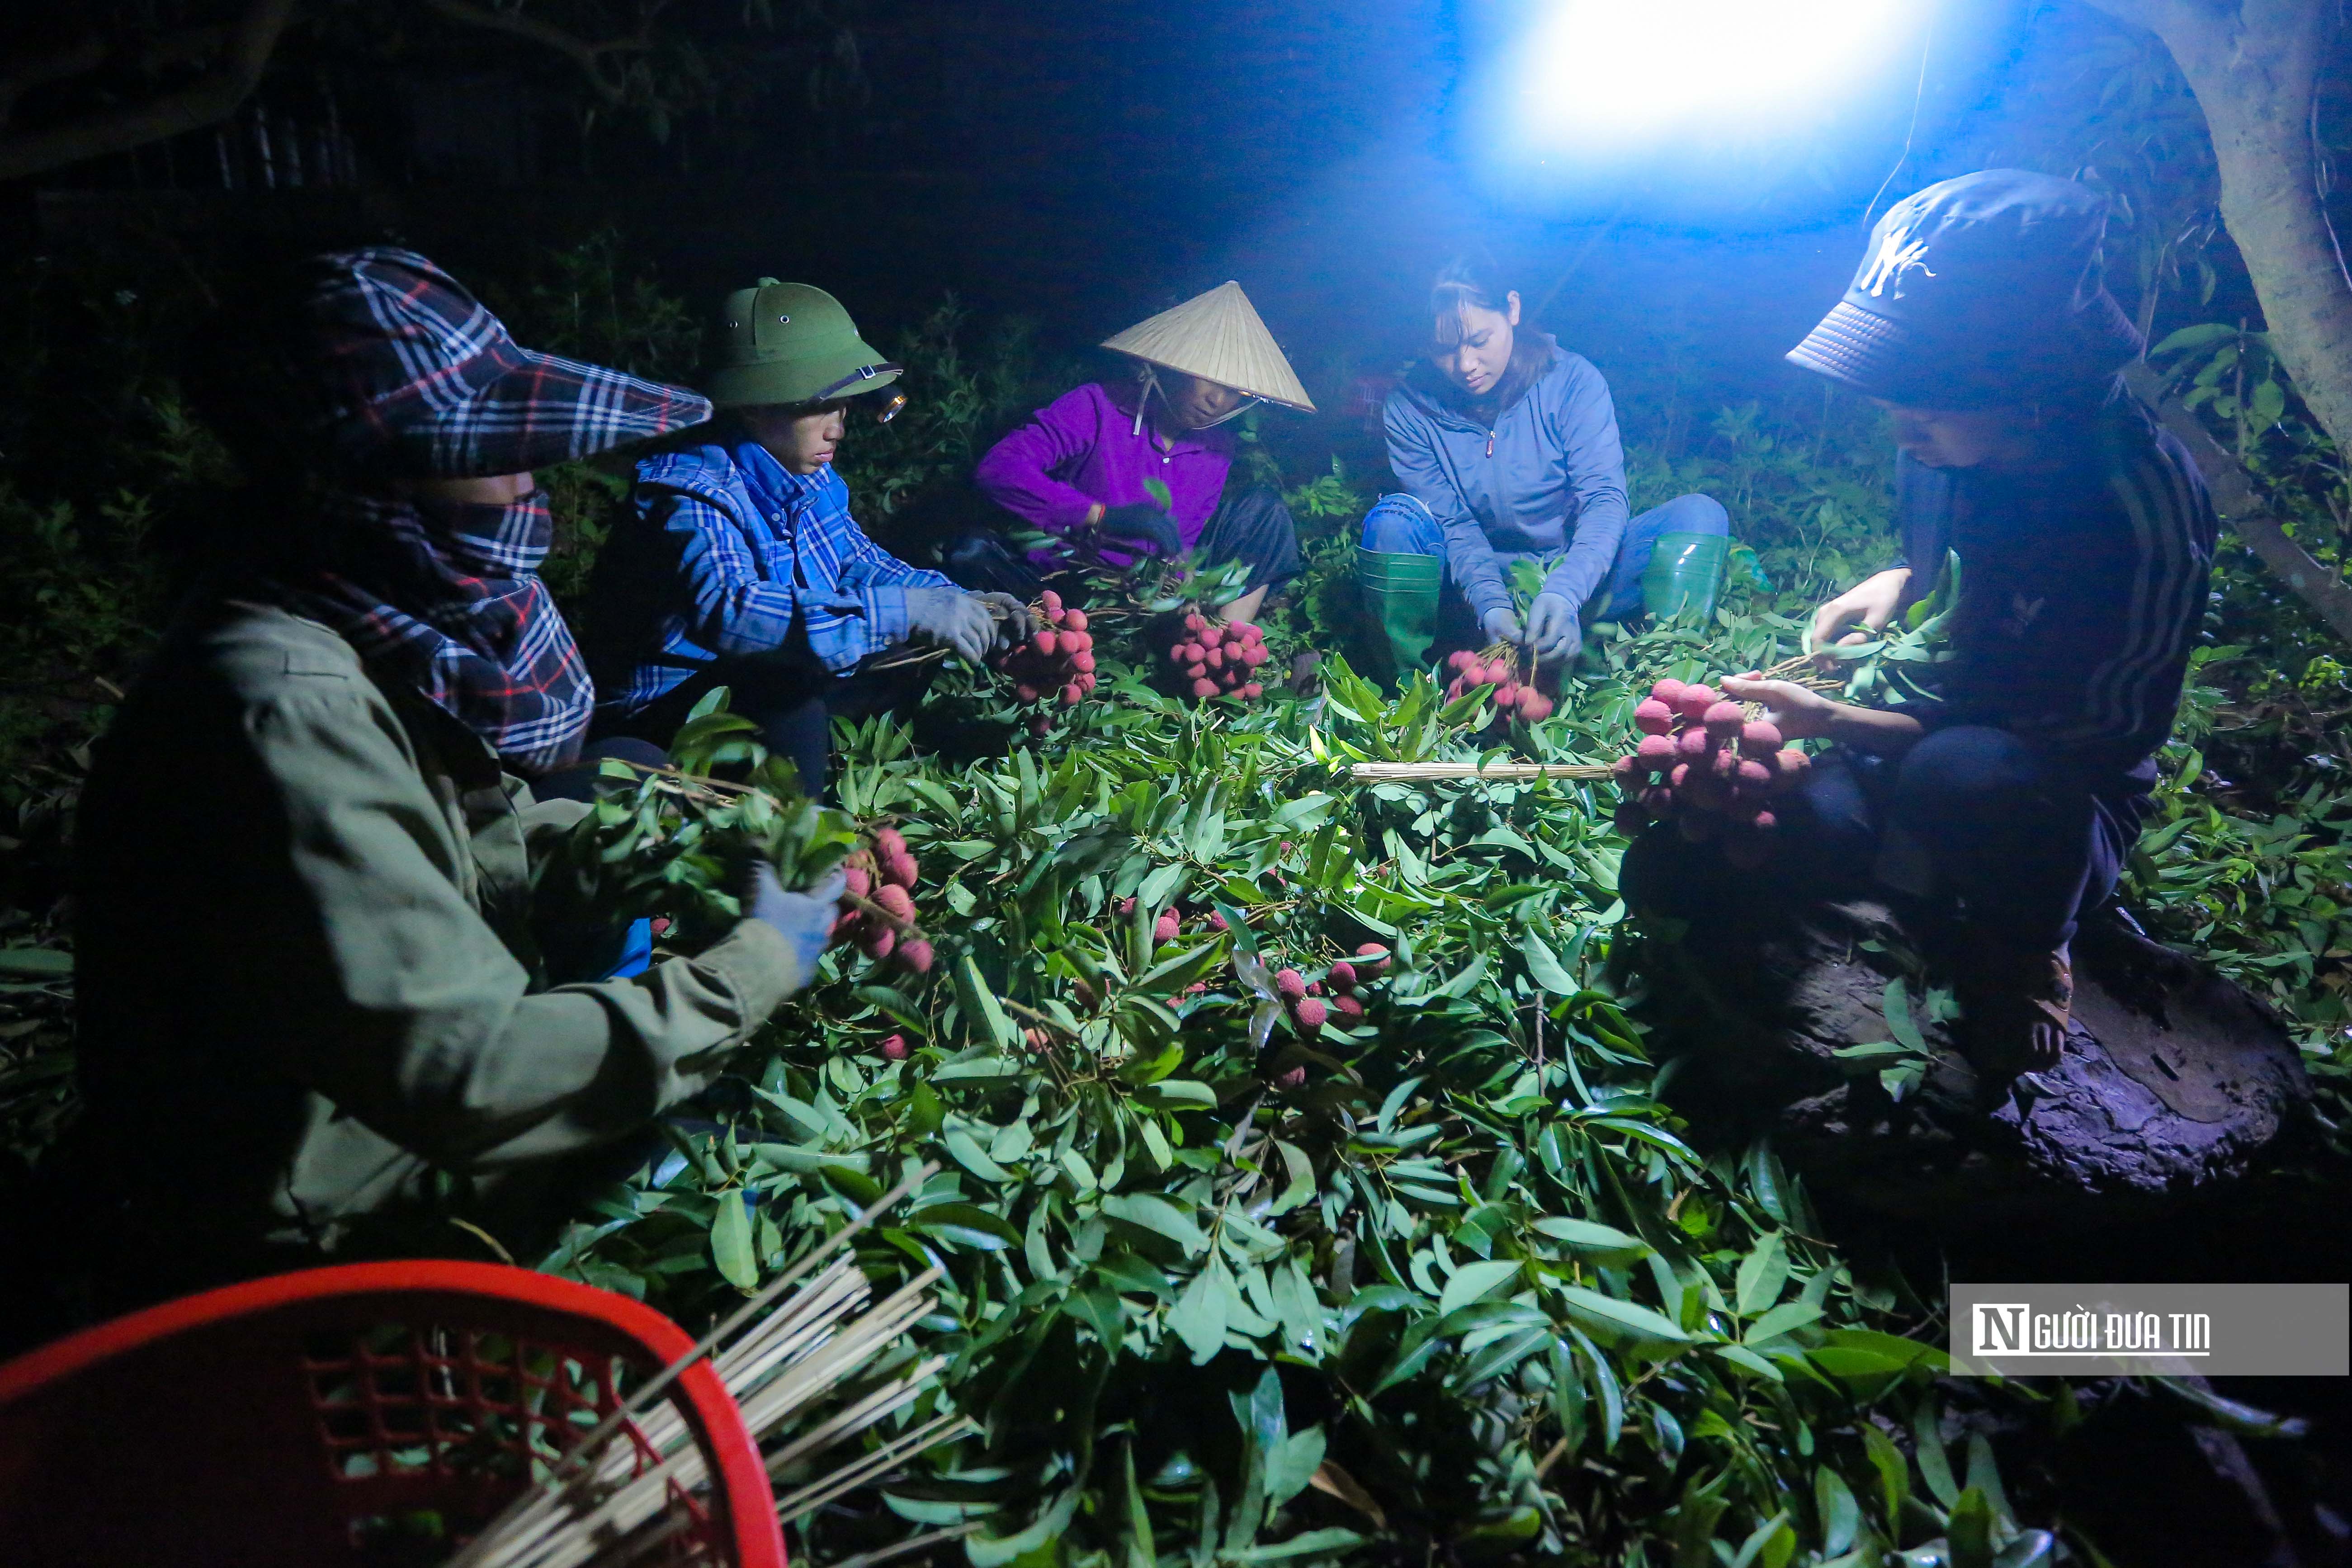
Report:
1809,567,1910,657
746,862,847,992
1523,592,1581,661
904,586,995,663
975,591,1034,651
1480,605,1523,645
1098,502,1183,557
1719,675,1840,740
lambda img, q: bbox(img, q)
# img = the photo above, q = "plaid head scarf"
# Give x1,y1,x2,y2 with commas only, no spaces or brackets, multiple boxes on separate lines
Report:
262,249,711,773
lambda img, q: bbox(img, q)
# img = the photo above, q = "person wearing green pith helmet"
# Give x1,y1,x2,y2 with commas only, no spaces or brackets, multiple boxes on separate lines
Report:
1362,250,1730,687
589,279,1031,793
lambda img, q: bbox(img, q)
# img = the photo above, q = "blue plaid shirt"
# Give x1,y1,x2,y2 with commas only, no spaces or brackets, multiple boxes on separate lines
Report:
601,430,952,716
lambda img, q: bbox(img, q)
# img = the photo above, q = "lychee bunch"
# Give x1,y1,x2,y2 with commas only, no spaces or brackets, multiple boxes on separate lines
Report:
1325,942,1390,1024
1164,608,1270,701
833,825,935,973
1444,643,1554,723
1115,895,1190,946
995,590,1098,732
1614,675,1812,869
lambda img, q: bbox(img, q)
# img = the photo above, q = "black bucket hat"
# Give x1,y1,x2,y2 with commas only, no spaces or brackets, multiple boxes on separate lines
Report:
1788,169,2144,409
298,247,713,478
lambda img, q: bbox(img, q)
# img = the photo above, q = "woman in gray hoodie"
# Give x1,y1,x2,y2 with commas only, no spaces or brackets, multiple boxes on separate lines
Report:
1362,253,1727,680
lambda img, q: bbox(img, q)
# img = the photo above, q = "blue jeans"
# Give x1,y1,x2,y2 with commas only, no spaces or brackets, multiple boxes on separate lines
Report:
1359,492,1728,622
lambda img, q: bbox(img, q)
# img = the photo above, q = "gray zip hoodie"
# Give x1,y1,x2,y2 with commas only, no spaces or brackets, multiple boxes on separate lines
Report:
1381,337,1631,621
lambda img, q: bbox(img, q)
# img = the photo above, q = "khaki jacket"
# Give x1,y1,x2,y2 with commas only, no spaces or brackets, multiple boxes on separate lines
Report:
71,599,797,1291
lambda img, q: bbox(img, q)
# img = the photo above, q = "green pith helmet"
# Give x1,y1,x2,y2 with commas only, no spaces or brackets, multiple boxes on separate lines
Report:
704,278,902,409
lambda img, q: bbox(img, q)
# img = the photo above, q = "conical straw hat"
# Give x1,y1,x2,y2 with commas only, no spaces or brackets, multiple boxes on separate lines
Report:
1101,282,1315,412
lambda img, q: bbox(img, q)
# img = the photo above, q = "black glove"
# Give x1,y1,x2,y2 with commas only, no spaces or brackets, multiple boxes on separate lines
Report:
1098,503,1183,558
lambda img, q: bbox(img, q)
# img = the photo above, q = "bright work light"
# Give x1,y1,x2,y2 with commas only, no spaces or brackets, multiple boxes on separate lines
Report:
1515,0,1916,145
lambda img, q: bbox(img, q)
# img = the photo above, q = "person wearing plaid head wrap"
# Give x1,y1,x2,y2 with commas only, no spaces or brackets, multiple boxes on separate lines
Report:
253,247,726,774
62,250,843,1309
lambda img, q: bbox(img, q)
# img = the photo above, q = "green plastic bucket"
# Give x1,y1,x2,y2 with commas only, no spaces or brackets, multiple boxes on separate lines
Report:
1641,531,1728,624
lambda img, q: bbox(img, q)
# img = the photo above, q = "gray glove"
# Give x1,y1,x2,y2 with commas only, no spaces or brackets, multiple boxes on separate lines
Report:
747,862,846,991
1479,605,1523,645
975,591,1035,652
904,587,994,663
1524,592,1581,661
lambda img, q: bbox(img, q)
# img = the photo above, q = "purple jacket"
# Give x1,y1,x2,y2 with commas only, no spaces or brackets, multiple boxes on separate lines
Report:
975,383,1234,560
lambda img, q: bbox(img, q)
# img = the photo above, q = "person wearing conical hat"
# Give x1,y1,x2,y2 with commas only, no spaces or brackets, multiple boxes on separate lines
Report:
587,280,1034,792
964,281,1315,624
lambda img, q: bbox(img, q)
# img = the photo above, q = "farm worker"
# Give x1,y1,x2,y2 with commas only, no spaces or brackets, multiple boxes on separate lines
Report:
1634,170,2217,1075
590,279,1030,792
1361,251,1730,684
962,281,1315,625
63,250,842,1312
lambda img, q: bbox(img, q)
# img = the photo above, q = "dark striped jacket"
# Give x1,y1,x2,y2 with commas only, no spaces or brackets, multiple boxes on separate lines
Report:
1894,389,2217,778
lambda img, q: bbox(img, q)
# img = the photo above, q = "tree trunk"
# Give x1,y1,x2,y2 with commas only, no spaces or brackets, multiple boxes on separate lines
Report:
2088,0,2352,453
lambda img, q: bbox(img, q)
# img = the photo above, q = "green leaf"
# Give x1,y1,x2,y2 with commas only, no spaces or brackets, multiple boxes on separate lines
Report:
1132,1078,1217,1110
957,955,1023,1054
1913,1397,1963,1508
1863,1421,1911,1522
1521,927,1577,994
1556,1283,1691,1346
710,1193,757,1289
1531,1217,1650,1260
1224,1529,1365,1563
945,1125,1015,1182
1743,1300,1823,1344
908,1202,1022,1251
0,948,71,978
1167,1263,1232,1364
966,1489,1081,1568
1735,1231,1790,1317
1101,1192,1208,1254
1883,978,1926,1051
1947,1486,1997,1568
1437,1258,1522,1318
1814,1467,1859,1556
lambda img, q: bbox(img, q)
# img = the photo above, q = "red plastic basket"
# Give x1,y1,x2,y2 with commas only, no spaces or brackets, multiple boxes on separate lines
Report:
0,1260,787,1568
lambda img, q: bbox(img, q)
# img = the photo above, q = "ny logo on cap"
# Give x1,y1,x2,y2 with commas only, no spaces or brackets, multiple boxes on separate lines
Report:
1859,222,1938,300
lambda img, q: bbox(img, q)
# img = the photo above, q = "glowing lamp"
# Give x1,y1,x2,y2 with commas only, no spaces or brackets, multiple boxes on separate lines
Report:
1516,0,1916,145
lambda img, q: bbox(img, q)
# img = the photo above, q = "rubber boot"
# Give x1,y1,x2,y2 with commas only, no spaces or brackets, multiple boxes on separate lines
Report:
1641,531,1729,623
1356,548,1442,690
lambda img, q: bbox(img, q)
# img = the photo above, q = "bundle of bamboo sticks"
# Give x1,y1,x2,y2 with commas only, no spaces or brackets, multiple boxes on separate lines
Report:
450,1169,964,1568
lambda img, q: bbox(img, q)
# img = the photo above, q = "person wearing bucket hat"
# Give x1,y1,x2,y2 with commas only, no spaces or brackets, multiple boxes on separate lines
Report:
59,249,842,1311
1364,250,1731,692
588,279,1031,790
960,281,1313,625
1628,170,2216,1079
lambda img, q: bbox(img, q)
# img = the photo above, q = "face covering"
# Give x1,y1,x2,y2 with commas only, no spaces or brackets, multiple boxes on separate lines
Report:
264,487,595,775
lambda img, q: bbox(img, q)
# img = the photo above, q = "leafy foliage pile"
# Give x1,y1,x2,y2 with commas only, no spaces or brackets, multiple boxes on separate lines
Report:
531,579,2062,1566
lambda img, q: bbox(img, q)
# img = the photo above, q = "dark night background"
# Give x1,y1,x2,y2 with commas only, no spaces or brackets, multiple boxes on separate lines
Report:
4,2,2187,414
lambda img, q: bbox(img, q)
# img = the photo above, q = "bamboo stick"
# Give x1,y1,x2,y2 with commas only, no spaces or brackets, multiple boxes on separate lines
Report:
1350,762,1615,781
